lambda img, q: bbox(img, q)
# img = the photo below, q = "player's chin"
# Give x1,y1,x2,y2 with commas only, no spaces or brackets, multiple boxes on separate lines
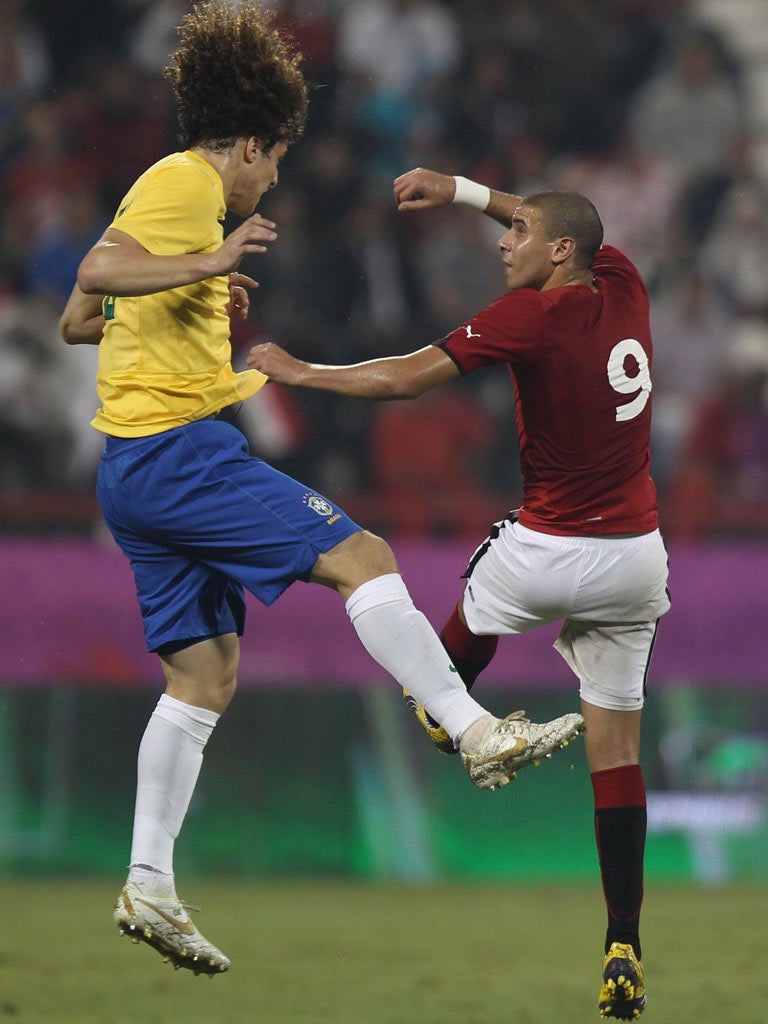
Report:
230,197,258,218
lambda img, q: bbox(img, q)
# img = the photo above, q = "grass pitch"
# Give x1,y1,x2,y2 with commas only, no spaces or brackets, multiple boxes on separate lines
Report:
2,878,766,1023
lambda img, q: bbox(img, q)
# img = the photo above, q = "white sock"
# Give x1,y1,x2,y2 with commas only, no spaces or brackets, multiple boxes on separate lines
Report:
127,864,177,899
458,714,494,756
129,693,219,876
345,574,486,743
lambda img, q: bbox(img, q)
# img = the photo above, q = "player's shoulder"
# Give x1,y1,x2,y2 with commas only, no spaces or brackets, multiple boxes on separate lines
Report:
485,286,545,317
119,151,223,221
140,151,219,190
593,244,643,280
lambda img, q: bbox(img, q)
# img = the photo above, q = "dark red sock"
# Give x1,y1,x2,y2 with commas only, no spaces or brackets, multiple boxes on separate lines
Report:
591,764,646,960
440,604,498,692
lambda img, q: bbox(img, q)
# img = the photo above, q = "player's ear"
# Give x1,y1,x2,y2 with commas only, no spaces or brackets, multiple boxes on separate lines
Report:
244,137,264,161
551,236,576,264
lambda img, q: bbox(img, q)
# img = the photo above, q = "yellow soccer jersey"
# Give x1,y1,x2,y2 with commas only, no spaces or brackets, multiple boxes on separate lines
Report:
91,150,267,436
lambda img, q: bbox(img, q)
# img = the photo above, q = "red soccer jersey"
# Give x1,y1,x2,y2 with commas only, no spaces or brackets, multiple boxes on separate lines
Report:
439,245,659,535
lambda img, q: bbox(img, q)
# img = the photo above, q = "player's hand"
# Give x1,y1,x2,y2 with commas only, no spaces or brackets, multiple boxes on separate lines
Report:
247,341,307,384
212,214,278,274
227,272,257,320
393,167,456,211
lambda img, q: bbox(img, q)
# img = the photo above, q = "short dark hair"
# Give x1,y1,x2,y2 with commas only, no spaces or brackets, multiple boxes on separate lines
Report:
522,190,604,267
165,0,308,153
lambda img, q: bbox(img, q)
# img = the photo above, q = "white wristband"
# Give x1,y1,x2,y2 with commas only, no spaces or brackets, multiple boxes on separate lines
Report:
452,175,491,211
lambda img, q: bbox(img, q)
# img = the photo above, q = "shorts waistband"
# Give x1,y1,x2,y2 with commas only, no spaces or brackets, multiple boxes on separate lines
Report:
102,414,228,455
514,522,661,549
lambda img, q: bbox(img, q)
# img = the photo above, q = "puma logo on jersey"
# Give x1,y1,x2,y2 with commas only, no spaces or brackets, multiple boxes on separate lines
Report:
465,325,481,339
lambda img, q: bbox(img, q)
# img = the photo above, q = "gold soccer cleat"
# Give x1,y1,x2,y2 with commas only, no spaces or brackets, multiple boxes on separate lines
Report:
114,881,230,976
599,942,646,1019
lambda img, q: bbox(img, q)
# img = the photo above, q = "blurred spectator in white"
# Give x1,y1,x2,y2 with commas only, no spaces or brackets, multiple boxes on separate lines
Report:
337,0,461,96
626,25,745,244
700,140,768,318
336,0,462,173
126,0,199,77
0,297,91,490
0,0,51,97
553,131,682,287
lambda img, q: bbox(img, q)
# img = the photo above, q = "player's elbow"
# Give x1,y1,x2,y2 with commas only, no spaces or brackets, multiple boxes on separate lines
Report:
76,262,104,295
59,310,97,345
59,310,78,344
77,246,116,295
389,380,425,400
386,370,436,400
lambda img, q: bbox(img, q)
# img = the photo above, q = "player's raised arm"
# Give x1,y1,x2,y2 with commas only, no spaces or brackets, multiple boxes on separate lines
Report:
248,341,460,400
393,166,522,228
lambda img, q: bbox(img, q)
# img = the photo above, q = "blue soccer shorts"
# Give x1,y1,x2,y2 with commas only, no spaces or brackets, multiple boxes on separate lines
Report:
96,417,362,653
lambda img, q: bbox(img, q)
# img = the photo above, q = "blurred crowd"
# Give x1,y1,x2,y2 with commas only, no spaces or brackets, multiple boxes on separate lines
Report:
2,0,767,540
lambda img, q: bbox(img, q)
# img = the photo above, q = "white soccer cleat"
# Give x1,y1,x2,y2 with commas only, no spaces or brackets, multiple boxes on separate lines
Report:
461,710,585,789
114,881,231,976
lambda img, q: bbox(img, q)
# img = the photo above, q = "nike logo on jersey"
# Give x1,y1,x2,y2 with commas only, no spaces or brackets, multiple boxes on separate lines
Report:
465,325,481,339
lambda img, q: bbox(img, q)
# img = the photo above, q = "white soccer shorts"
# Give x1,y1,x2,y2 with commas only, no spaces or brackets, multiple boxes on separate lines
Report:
461,521,670,711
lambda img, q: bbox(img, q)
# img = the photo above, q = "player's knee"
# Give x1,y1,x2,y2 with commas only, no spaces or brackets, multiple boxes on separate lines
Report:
350,529,397,572
209,672,237,715
311,529,398,593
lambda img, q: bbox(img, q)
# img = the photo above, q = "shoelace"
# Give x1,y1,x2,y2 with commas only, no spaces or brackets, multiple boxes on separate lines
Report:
499,710,529,729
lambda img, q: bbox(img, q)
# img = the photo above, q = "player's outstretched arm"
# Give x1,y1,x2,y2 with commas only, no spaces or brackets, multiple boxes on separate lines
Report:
393,166,522,228
247,342,459,400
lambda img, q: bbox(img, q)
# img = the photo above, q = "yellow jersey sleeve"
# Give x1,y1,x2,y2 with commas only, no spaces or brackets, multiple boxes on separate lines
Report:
91,151,268,437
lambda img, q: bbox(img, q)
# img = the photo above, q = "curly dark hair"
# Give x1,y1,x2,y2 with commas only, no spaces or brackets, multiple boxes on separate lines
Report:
164,0,308,153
